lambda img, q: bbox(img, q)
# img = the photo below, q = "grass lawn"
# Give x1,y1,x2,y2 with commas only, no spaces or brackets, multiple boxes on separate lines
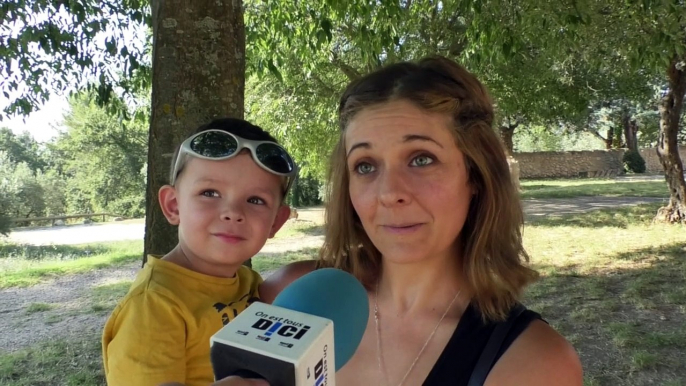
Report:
0,240,142,289
520,178,669,199
0,220,322,289
271,221,323,239
0,335,105,386
1,204,684,385
524,204,686,386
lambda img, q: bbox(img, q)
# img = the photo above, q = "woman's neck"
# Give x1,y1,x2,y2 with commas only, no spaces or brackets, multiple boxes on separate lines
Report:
376,250,471,317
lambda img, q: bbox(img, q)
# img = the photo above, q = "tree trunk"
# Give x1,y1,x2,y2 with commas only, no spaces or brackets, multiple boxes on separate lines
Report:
655,56,686,224
143,0,245,264
629,119,639,151
612,125,623,149
605,127,614,149
622,108,639,152
592,130,612,149
499,121,518,157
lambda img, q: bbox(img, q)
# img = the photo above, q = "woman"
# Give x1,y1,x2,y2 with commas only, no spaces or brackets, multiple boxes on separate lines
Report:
262,56,582,385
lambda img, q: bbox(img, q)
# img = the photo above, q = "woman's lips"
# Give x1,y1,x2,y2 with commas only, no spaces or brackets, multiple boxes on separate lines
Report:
381,223,424,234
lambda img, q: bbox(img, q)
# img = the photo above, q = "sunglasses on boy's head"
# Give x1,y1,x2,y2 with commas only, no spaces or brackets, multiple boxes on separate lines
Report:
171,130,298,195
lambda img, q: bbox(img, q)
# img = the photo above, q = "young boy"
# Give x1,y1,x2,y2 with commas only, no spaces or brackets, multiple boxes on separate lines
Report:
102,118,297,386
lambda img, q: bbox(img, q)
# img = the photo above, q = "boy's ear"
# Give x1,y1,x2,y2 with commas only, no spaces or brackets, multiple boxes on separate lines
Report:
159,185,180,225
269,205,291,238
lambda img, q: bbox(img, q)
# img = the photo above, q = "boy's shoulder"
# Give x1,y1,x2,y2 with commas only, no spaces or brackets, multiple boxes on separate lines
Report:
236,264,263,284
116,257,184,309
116,257,263,311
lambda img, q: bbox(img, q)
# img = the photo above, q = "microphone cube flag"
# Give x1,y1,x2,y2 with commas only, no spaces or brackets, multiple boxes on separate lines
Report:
210,301,335,386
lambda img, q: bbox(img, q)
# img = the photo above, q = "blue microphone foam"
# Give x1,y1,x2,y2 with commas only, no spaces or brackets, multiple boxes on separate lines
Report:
272,268,369,371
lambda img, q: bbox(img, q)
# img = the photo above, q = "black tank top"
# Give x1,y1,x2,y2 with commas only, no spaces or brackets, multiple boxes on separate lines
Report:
423,303,542,385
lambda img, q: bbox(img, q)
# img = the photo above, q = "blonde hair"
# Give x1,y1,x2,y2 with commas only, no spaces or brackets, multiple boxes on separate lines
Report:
318,56,538,322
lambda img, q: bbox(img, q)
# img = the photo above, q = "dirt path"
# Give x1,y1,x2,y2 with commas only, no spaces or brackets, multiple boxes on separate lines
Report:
0,197,666,353
0,263,139,353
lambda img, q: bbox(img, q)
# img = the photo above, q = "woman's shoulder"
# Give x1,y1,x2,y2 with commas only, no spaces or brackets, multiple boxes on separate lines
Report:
486,318,583,386
258,260,318,303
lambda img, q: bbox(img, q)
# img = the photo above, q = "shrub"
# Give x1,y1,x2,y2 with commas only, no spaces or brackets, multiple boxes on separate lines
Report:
623,150,646,173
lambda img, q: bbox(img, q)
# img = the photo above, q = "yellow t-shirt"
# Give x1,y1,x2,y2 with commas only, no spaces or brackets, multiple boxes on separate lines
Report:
102,256,263,386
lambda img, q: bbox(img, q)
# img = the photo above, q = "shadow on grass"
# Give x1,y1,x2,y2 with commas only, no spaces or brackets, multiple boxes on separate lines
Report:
526,204,661,229
525,243,686,386
0,243,110,261
520,180,668,200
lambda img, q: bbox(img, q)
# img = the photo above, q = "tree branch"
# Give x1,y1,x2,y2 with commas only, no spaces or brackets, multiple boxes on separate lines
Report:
591,130,607,141
330,50,361,81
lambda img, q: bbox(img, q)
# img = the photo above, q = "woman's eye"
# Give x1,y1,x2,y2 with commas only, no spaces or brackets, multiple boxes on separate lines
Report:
201,190,220,198
355,162,376,175
248,197,266,205
410,155,434,167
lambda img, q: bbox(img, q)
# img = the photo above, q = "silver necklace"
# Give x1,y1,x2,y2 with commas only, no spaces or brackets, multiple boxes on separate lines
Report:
374,283,461,386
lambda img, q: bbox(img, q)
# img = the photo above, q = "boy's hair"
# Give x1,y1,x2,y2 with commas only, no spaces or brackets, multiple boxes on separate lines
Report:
169,117,285,193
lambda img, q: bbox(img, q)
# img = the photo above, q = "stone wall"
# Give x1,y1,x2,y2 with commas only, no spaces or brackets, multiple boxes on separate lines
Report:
514,146,686,179
638,147,686,173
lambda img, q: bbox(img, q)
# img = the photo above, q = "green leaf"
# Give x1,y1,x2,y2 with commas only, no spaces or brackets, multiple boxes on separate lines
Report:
320,18,333,42
267,61,284,83
105,39,117,56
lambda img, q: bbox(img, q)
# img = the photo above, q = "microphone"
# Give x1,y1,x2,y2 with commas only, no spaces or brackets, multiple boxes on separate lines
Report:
210,268,369,386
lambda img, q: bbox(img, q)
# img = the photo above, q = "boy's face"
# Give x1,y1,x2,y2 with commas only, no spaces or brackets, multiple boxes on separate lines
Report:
159,151,290,273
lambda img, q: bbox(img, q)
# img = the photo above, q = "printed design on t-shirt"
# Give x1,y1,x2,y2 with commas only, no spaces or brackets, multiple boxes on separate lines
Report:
213,292,260,325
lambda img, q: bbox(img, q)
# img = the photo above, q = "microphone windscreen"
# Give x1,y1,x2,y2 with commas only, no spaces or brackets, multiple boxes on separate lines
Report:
273,268,369,371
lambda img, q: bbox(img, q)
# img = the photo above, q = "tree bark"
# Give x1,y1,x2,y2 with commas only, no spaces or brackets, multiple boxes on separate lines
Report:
499,120,518,157
143,0,245,264
622,108,639,152
605,127,614,149
655,56,686,224
612,125,623,149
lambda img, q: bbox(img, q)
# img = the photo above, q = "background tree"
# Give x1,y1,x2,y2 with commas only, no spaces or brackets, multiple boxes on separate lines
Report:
0,152,13,235
0,0,149,117
492,0,686,222
0,151,46,221
244,0,483,178
3,0,684,229
54,92,147,217
0,127,47,171
143,0,246,259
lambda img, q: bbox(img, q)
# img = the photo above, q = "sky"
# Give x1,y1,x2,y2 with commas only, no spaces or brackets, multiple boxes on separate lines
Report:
1,6,147,143
1,96,70,142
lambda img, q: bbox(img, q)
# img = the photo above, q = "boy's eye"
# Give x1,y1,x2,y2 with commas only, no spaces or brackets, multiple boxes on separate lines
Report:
355,162,376,175
201,190,220,198
410,155,434,167
248,197,266,205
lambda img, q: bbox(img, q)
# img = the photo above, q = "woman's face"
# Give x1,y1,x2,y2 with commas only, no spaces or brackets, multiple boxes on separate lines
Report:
345,100,474,265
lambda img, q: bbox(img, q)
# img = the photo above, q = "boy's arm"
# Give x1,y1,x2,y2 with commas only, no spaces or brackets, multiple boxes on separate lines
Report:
103,292,187,386
258,260,317,303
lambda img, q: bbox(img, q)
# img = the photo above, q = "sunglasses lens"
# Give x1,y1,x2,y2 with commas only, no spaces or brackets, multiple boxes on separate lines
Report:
189,131,238,157
256,143,295,174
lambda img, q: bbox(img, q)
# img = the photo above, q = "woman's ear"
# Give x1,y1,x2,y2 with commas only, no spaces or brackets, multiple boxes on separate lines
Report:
159,185,180,225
